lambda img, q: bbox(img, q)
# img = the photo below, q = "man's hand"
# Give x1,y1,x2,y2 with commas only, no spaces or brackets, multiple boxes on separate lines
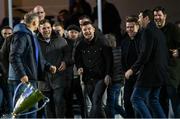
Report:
125,69,133,79
49,65,56,74
170,49,179,58
58,61,66,71
77,68,83,75
20,75,29,83
104,75,111,86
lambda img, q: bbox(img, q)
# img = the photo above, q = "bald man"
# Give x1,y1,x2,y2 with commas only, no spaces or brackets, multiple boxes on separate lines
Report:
33,5,46,21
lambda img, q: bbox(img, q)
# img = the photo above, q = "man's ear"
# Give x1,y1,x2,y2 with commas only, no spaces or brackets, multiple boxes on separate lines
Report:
164,14,167,20
145,16,150,22
32,20,36,26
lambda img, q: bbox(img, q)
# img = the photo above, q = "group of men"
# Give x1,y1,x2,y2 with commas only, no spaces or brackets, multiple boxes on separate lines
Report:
0,4,180,119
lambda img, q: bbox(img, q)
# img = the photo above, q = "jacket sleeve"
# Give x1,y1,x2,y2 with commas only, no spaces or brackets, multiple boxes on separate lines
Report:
62,44,73,66
38,47,51,72
173,25,180,56
9,33,27,79
74,43,83,69
131,29,154,73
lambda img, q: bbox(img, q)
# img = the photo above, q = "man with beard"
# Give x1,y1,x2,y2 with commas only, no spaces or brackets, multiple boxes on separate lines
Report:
153,6,180,118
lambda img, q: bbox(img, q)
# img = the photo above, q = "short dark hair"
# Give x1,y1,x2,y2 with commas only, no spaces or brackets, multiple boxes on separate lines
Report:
39,19,51,26
53,22,64,28
1,26,12,31
153,6,166,14
79,15,92,21
0,26,12,35
81,20,93,26
142,9,154,21
126,15,138,23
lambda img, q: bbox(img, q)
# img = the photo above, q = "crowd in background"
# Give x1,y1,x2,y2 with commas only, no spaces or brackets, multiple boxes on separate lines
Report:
0,0,180,118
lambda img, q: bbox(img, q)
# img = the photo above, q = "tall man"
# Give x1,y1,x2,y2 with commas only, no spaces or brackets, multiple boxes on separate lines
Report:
153,6,180,117
75,21,113,118
125,10,168,118
9,12,56,118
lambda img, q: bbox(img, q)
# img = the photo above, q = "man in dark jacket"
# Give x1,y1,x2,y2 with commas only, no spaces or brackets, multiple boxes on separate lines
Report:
153,6,180,117
121,16,141,118
37,19,71,118
75,21,113,118
125,10,168,118
9,12,56,118
64,24,86,118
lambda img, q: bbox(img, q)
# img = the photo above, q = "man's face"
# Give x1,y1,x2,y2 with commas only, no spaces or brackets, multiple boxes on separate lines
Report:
154,10,166,28
138,13,149,28
1,28,12,39
81,24,95,41
33,17,40,31
138,13,144,28
39,22,52,39
34,6,45,21
126,22,139,38
52,25,64,37
67,30,79,41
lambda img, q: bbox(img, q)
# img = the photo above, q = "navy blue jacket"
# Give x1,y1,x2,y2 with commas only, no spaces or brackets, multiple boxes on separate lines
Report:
9,23,51,81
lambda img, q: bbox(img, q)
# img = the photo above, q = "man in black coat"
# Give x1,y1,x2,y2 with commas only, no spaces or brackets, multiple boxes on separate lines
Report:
75,21,113,118
125,10,168,118
121,16,141,118
153,6,180,117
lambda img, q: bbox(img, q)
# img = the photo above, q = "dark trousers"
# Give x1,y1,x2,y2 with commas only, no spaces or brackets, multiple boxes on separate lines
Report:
64,78,73,118
123,77,136,118
85,79,107,118
42,87,65,118
159,85,169,117
64,77,86,118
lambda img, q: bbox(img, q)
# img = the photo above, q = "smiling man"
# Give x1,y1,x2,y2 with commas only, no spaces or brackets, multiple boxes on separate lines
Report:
153,6,180,118
37,19,71,118
75,21,113,118
121,15,141,118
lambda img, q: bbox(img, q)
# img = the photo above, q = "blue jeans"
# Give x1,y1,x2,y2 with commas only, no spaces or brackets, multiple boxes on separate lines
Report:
167,85,180,118
131,87,166,118
8,80,37,118
105,83,126,118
